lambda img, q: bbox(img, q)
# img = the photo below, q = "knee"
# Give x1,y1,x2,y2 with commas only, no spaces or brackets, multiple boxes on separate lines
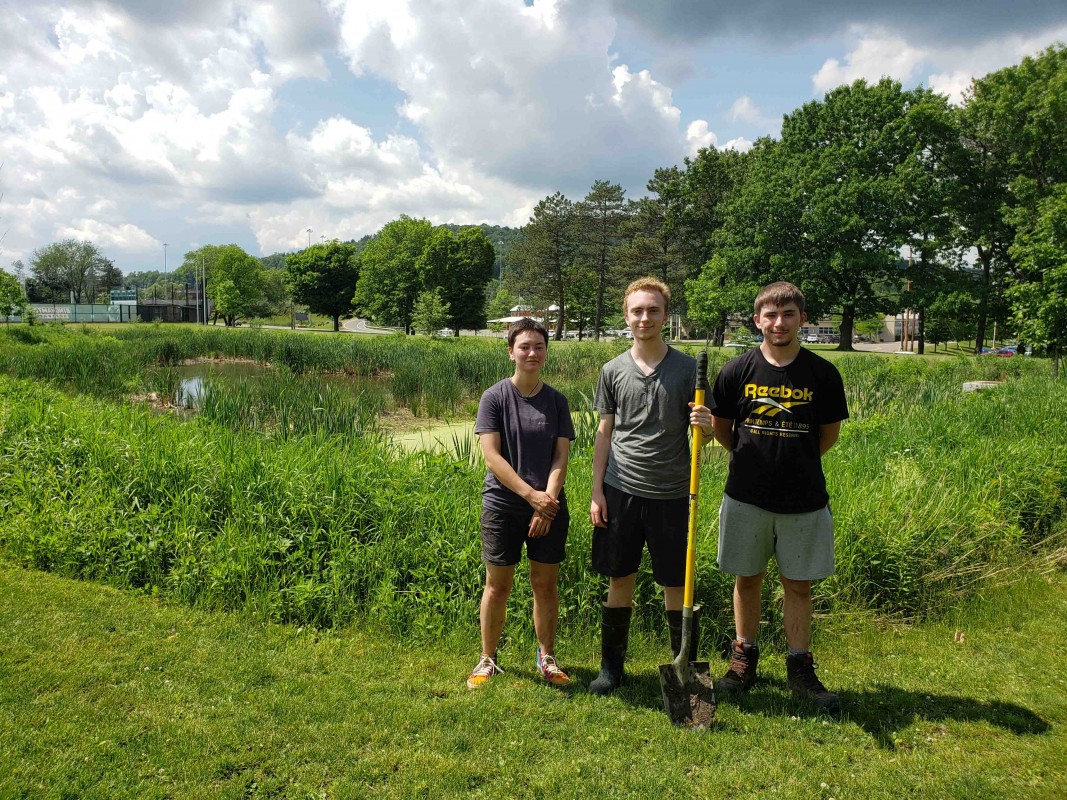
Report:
779,576,811,599
608,574,636,593
529,572,557,597
485,576,514,602
736,572,765,592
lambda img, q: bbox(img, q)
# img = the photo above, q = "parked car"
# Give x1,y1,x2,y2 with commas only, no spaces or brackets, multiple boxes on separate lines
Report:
804,334,819,343
437,328,454,336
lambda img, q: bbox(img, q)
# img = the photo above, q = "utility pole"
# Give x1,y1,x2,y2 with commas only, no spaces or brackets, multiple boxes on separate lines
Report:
163,242,168,321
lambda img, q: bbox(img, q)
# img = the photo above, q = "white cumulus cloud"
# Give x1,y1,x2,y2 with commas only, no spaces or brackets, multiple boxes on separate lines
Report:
812,32,926,95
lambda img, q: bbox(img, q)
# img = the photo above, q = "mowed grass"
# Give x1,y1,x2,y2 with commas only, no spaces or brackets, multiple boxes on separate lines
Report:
1,563,1064,799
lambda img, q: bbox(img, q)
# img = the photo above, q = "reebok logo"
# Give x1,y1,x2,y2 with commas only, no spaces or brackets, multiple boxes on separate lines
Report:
744,383,812,418
744,384,813,401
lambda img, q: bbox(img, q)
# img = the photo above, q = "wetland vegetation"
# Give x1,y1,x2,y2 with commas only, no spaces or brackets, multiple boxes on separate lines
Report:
0,324,1063,645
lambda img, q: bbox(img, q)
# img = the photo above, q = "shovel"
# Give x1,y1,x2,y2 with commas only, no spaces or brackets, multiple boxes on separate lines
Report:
659,351,716,729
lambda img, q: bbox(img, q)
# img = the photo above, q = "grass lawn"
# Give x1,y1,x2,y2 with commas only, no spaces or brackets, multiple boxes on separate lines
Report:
1,565,1064,799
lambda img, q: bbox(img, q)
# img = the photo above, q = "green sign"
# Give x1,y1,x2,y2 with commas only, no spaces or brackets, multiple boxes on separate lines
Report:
110,289,137,302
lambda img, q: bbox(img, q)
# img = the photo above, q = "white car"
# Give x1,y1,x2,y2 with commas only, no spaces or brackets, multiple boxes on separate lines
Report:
804,334,819,343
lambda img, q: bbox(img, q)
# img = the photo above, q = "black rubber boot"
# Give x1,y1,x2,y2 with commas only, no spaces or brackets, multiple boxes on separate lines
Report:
588,605,632,696
666,605,702,660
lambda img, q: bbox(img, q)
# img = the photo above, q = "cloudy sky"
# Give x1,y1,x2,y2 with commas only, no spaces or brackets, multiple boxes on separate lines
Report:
2,0,1066,275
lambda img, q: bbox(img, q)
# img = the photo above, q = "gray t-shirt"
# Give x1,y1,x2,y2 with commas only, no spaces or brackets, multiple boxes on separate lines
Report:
475,379,575,513
594,347,697,499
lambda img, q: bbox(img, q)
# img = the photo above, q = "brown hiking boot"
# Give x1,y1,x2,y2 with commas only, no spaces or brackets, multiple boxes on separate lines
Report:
786,652,840,714
715,639,759,693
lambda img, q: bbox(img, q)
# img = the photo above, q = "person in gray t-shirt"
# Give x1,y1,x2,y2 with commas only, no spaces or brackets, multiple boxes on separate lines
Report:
466,318,575,690
587,277,713,696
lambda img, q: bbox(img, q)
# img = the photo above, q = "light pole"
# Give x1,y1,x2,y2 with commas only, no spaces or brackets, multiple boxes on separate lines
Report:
306,228,312,249
163,242,169,319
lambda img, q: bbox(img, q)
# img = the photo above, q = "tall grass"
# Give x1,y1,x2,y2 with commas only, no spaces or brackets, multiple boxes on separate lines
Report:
198,369,387,440
1,358,1065,643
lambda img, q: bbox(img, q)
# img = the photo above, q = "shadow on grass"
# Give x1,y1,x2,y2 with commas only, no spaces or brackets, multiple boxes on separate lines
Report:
604,672,1049,748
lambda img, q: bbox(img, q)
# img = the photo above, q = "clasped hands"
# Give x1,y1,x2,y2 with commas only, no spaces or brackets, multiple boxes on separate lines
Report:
527,490,559,538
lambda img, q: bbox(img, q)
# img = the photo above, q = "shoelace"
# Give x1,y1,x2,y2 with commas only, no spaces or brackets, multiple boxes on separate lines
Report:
539,653,566,677
473,655,502,678
728,646,750,676
792,657,827,692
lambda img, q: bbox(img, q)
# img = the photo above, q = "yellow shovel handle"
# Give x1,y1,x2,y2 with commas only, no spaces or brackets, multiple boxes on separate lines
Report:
683,353,708,611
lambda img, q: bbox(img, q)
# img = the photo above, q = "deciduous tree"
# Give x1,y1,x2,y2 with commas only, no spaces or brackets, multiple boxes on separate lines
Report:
711,80,931,350
285,241,359,331
1008,183,1067,377
30,239,108,303
353,216,434,333
209,246,264,326
0,268,27,325
416,227,494,335
410,288,451,336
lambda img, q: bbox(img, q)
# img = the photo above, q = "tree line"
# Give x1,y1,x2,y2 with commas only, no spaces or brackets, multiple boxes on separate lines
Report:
6,223,499,335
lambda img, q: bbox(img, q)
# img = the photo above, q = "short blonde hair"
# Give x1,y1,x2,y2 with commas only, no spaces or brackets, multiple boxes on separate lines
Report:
623,277,671,314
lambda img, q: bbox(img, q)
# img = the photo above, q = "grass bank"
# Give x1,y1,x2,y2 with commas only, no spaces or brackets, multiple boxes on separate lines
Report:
1,359,1065,643
1,564,1063,799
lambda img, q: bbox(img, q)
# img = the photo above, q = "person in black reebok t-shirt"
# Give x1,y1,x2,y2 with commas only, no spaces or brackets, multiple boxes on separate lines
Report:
707,282,848,714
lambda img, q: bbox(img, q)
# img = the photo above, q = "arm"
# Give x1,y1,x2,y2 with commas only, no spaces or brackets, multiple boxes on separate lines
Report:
819,421,842,455
589,414,614,528
711,415,734,451
530,437,570,538
478,432,560,518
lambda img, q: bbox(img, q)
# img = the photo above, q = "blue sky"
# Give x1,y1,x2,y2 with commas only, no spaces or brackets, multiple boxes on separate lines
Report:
1,0,1065,275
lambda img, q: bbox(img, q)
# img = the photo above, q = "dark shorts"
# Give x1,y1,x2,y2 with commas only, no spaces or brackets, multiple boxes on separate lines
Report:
591,483,688,586
480,505,569,566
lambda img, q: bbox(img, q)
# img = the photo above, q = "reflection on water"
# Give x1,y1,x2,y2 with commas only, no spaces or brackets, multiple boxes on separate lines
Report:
175,375,206,409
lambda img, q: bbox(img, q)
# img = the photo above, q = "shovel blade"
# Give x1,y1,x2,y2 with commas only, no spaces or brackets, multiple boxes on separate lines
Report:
659,660,716,729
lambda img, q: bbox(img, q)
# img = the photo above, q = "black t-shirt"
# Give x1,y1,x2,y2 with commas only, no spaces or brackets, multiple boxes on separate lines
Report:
709,347,848,513
474,379,575,513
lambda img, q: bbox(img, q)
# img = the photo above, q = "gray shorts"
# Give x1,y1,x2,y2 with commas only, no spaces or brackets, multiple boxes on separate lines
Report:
717,495,835,581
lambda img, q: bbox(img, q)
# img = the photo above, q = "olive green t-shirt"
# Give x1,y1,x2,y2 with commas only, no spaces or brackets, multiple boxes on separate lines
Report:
594,347,696,499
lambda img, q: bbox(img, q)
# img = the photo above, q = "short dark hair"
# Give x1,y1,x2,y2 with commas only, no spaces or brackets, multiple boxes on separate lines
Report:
507,317,549,347
754,281,806,315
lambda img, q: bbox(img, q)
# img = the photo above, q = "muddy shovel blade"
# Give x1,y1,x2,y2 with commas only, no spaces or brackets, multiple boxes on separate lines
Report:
659,660,716,729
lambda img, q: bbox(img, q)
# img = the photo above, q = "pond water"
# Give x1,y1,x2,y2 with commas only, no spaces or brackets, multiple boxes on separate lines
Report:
390,420,478,453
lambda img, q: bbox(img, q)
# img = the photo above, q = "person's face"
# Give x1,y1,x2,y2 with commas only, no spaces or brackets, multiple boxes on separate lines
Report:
625,289,668,341
508,330,547,374
754,302,807,347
